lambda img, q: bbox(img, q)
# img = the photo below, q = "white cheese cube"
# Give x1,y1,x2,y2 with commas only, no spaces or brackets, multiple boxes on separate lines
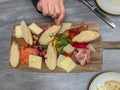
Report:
60,57,76,73
29,55,42,69
57,54,66,68
63,44,74,53
58,23,72,34
15,25,22,38
29,23,43,35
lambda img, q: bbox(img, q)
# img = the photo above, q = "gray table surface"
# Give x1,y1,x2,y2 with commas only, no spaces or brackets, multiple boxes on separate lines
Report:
0,0,120,90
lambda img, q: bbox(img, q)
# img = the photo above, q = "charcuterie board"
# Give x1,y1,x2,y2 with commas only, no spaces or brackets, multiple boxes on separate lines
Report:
9,22,120,73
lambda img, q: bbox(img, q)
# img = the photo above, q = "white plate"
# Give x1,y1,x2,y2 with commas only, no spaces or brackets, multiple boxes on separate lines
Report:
89,72,120,90
96,0,120,15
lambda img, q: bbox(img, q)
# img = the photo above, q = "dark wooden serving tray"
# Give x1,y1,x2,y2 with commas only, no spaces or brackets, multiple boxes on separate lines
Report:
10,22,120,73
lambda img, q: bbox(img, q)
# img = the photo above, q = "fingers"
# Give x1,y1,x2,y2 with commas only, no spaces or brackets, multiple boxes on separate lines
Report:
37,0,42,11
48,0,55,16
37,0,66,25
55,0,66,25
42,1,49,16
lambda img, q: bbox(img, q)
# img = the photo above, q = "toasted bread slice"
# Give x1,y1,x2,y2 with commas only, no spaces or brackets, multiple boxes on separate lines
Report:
39,25,61,45
72,30,99,42
45,42,57,70
104,80,120,90
96,80,120,90
20,21,33,45
10,41,20,68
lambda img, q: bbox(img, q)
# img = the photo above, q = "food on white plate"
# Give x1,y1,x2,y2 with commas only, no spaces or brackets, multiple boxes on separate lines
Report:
29,23,43,35
59,56,76,73
96,0,120,15
58,23,72,34
86,44,96,52
72,30,99,42
15,25,22,38
63,44,74,53
96,80,120,90
20,21,33,45
72,48,90,66
10,41,20,68
29,55,42,69
45,42,57,70
39,25,61,45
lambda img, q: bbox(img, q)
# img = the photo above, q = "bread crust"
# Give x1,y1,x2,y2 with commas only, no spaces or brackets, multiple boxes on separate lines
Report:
10,41,20,68
72,30,99,42
20,21,33,45
39,25,61,45
45,42,57,70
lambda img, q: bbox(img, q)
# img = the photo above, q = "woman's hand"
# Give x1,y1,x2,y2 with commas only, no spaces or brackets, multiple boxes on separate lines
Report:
37,0,66,25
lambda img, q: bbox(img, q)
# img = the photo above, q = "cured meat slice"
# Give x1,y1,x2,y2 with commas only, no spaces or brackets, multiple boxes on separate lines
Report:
72,48,90,65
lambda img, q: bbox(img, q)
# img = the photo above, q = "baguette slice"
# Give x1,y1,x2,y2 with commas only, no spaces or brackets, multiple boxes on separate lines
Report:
10,41,20,68
45,42,57,70
97,80,120,90
104,80,120,90
72,30,99,42
39,25,61,45
20,21,33,45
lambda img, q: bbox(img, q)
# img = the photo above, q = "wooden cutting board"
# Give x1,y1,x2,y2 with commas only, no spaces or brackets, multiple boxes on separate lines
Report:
10,22,120,73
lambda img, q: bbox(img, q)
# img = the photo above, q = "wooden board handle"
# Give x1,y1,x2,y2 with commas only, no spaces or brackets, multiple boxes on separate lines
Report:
103,42,120,49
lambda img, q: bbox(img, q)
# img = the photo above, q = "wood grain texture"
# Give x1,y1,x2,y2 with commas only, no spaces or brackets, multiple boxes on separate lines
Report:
0,0,120,90
11,22,103,72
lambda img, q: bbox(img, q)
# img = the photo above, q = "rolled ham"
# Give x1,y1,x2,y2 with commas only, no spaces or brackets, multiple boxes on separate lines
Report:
72,48,90,66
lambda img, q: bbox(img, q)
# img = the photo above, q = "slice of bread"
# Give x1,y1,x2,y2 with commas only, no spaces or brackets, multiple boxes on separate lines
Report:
104,80,120,90
39,25,61,45
20,21,33,45
10,41,20,68
45,42,57,70
72,30,99,42
96,80,120,90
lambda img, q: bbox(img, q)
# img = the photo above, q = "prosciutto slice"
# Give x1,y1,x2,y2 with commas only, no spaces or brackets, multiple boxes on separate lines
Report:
72,48,90,66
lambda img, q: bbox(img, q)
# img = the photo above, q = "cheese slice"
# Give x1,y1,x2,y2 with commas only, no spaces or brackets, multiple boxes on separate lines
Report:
57,54,66,68
29,55,42,69
15,25,22,38
63,44,74,53
29,23,43,35
58,56,76,73
58,23,72,34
